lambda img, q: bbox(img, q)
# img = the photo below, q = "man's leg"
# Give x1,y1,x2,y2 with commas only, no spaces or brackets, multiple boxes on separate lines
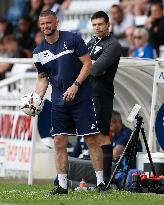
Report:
85,134,105,188
50,106,76,194
93,96,113,185
54,135,68,175
98,133,113,185
72,98,106,191
52,135,68,194
85,134,103,171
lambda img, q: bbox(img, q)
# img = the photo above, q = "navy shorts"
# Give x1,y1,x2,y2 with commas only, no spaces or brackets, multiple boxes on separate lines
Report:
92,96,113,135
51,98,99,137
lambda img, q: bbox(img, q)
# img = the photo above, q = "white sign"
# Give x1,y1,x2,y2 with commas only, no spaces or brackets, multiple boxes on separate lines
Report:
5,140,31,171
0,111,33,176
155,68,164,83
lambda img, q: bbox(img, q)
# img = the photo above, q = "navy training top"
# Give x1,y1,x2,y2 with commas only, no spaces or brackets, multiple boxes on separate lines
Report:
33,31,92,107
112,125,142,168
111,125,132,149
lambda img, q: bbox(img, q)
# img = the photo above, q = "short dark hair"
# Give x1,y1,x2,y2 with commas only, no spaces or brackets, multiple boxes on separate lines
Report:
20,15,32,22
91,11,109,23
151,2,163,10
111,4,122,12
3,34,17,43
111,110,122,123
39,9,57,18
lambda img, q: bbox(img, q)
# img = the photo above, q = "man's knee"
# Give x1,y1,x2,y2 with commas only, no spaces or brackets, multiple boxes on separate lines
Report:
85,135,98,147
54,135,68,150
97,133,111,146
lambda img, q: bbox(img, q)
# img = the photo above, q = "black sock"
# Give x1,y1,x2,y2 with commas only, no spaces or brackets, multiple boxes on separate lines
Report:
101,144,113,184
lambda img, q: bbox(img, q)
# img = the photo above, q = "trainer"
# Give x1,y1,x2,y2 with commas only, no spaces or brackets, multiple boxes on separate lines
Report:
33,10,106,195
87,11,121,185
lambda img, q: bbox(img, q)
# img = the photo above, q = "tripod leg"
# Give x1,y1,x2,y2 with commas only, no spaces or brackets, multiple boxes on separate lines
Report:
122,132,139,189
106,128,137,190
140,128,157,176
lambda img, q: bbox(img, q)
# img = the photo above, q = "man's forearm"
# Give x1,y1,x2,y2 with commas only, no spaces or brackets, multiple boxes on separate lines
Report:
90,42,121,77
76,62,91,84
35,73,49,98
76,55,92,85
90,62,106,76
63,54,91,102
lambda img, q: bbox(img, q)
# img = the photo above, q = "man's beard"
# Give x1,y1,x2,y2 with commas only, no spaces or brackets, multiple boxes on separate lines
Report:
44,28,56,36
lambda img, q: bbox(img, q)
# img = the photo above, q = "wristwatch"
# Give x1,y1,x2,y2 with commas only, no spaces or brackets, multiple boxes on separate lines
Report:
74,80,81,88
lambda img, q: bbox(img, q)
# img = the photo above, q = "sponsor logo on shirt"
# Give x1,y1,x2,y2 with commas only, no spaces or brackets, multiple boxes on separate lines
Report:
33,49,74,64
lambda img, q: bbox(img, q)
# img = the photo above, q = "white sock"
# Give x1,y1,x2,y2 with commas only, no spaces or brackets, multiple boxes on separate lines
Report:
95,170,104,186
58,174,67,189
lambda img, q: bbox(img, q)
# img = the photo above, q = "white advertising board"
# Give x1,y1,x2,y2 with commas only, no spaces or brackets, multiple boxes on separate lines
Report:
5,140,32,171
0,111,33,176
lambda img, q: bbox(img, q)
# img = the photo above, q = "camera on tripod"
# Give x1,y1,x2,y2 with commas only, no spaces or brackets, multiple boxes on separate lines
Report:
106,104,164,194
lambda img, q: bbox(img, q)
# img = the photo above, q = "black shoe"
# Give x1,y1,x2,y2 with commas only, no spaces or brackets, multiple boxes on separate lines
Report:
49,185,68,195
104,180,111,190
104,180,109,187
96,182,108,193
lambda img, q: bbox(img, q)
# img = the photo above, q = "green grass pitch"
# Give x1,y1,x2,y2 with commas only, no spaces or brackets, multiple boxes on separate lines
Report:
0,184,163,205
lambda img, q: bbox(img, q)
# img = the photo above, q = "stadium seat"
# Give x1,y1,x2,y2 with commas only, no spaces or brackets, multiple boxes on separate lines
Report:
60,19,80,31
80,20,93,33
66,0,119,14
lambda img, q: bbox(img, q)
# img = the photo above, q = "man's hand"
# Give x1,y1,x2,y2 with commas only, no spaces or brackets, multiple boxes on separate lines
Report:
20,92,43,116
63,84,78,102
113,145,124,160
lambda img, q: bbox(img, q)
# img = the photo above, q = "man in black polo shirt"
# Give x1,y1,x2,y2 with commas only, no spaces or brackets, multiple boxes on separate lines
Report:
87,11,121,186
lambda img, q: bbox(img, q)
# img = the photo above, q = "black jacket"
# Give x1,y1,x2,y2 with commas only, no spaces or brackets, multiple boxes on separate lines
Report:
87,33,121,96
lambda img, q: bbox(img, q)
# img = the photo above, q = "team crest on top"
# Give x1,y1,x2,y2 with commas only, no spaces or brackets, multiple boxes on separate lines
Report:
91,124,95,129
63,42,68,50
